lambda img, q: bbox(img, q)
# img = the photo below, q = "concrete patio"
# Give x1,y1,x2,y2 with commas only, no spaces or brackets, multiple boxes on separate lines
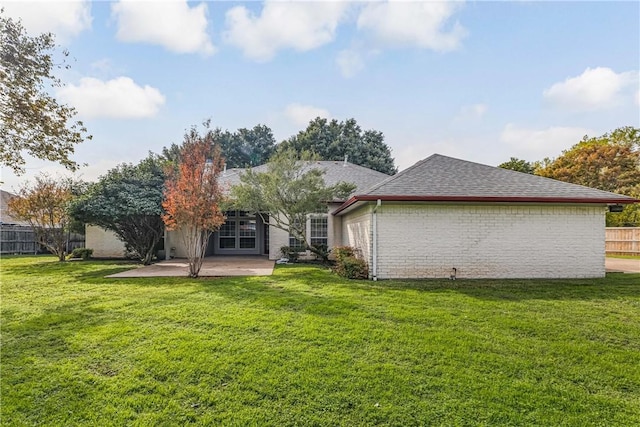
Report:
605,257,640,274
107,256,275,278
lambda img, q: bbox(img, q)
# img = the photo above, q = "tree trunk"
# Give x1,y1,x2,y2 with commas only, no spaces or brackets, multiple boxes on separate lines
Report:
142,249,154,265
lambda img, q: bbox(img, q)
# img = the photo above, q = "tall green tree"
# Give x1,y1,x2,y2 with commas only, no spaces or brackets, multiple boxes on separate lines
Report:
536,126,640,226
70,154,167,265
162,121,275,168
279,117,397,175
498,157,535,174
0,11,90,174
216,124,276,168
231,149,356,260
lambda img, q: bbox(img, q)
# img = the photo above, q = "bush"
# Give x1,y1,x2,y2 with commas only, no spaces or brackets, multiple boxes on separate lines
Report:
279,246,299,262
69,247,93,260
333,246,356,262
311,244,330,263
333,246,368,279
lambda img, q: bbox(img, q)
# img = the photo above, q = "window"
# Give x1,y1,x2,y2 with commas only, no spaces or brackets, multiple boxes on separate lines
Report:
219,220,236,249
288,218,306,252
310,215,328,249
287,215,328,252
239,220,256,249
218,211,257,250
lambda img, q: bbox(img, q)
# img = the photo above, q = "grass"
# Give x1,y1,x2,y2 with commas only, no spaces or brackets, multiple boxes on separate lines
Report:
2,255,640,426
606,254,640,260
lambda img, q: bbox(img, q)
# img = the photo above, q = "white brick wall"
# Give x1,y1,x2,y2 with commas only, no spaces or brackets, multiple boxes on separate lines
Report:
268,223,289,260
342,203,606,279
85,225,127,258
341,205,373,269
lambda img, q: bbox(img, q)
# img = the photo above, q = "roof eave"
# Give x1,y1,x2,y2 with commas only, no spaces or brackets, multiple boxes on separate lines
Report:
332,195,638,216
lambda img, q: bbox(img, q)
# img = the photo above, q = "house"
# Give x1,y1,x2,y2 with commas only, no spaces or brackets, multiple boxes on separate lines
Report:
334,154,636,279
87,160,390,260
87,154,637,279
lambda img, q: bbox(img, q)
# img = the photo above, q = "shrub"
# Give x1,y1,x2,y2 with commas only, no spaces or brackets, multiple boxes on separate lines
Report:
333,246,356,262
69,247,93,260
333,246,368,279
279,246,299,262
311,244,330,263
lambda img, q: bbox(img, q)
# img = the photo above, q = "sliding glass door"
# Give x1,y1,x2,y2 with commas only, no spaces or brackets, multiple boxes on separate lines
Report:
215,211,260,254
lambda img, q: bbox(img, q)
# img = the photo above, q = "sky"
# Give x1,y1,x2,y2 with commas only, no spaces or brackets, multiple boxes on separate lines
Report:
1,0,639,192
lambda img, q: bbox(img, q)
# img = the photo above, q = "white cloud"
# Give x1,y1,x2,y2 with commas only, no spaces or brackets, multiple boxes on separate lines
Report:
111,0,215,55
57,77,166,119
500,124,595,160
224,1,350,62
357,1,467,51
0,0,91,42
336,49,365,79
543,67,638,111
90,58,113,74
284,103,331,127
455,103,488,121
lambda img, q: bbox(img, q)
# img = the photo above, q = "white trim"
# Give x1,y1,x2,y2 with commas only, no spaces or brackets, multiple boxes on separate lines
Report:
372,199,381,281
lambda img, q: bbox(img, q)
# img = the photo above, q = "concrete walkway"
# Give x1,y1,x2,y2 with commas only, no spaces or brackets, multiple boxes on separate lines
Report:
605,257,640,274
107,256,275,278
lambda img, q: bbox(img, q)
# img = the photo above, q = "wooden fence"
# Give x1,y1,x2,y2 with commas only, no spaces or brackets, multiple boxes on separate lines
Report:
1,224,38,254
605,227,640,255
0,224,85,255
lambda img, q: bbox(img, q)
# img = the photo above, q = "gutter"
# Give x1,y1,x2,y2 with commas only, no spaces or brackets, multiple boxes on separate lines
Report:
372,199,381,281
333,195,639,216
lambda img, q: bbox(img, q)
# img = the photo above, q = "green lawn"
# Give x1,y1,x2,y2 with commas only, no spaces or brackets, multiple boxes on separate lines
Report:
607,254,640,260
2,256,640,426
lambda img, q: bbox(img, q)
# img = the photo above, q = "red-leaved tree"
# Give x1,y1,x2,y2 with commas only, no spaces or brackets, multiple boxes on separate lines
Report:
162,130,226,277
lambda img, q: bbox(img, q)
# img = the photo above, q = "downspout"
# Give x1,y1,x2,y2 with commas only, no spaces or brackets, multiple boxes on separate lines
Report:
372,199,381,281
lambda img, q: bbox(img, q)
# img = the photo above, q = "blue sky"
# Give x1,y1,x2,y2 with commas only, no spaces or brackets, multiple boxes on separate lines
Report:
1,0,639,191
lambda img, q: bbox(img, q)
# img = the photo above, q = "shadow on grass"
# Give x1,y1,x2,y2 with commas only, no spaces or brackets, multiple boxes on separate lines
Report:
191,275,364,318
2,297,115,369
84,261,640,305
343,272,640,302
1,256,139,279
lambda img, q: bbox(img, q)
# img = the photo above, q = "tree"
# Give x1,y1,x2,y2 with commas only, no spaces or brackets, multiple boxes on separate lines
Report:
498,157,535,174
161,121,276,168
162,128,227,277
7,174,79,261
70,154,167,265
215,124,276,168
279,117,397,175
536,126,640,226
0,11,90,174
231,149,356,260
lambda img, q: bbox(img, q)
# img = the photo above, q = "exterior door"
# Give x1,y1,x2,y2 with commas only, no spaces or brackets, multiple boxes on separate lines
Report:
215,211,261,255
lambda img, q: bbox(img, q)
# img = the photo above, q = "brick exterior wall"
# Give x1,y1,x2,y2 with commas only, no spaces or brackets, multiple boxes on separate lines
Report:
341,203,606,279
86,225,127,258
341,205,373,269
268,224,289,260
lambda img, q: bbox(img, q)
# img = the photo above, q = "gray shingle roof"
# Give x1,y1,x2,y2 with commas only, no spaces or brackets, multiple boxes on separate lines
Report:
0,190,29,226
333,154,636,215
220,161,390,199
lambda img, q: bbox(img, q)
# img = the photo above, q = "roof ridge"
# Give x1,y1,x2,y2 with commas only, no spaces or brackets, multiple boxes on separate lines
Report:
363,153,440,195
357,153,636,201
